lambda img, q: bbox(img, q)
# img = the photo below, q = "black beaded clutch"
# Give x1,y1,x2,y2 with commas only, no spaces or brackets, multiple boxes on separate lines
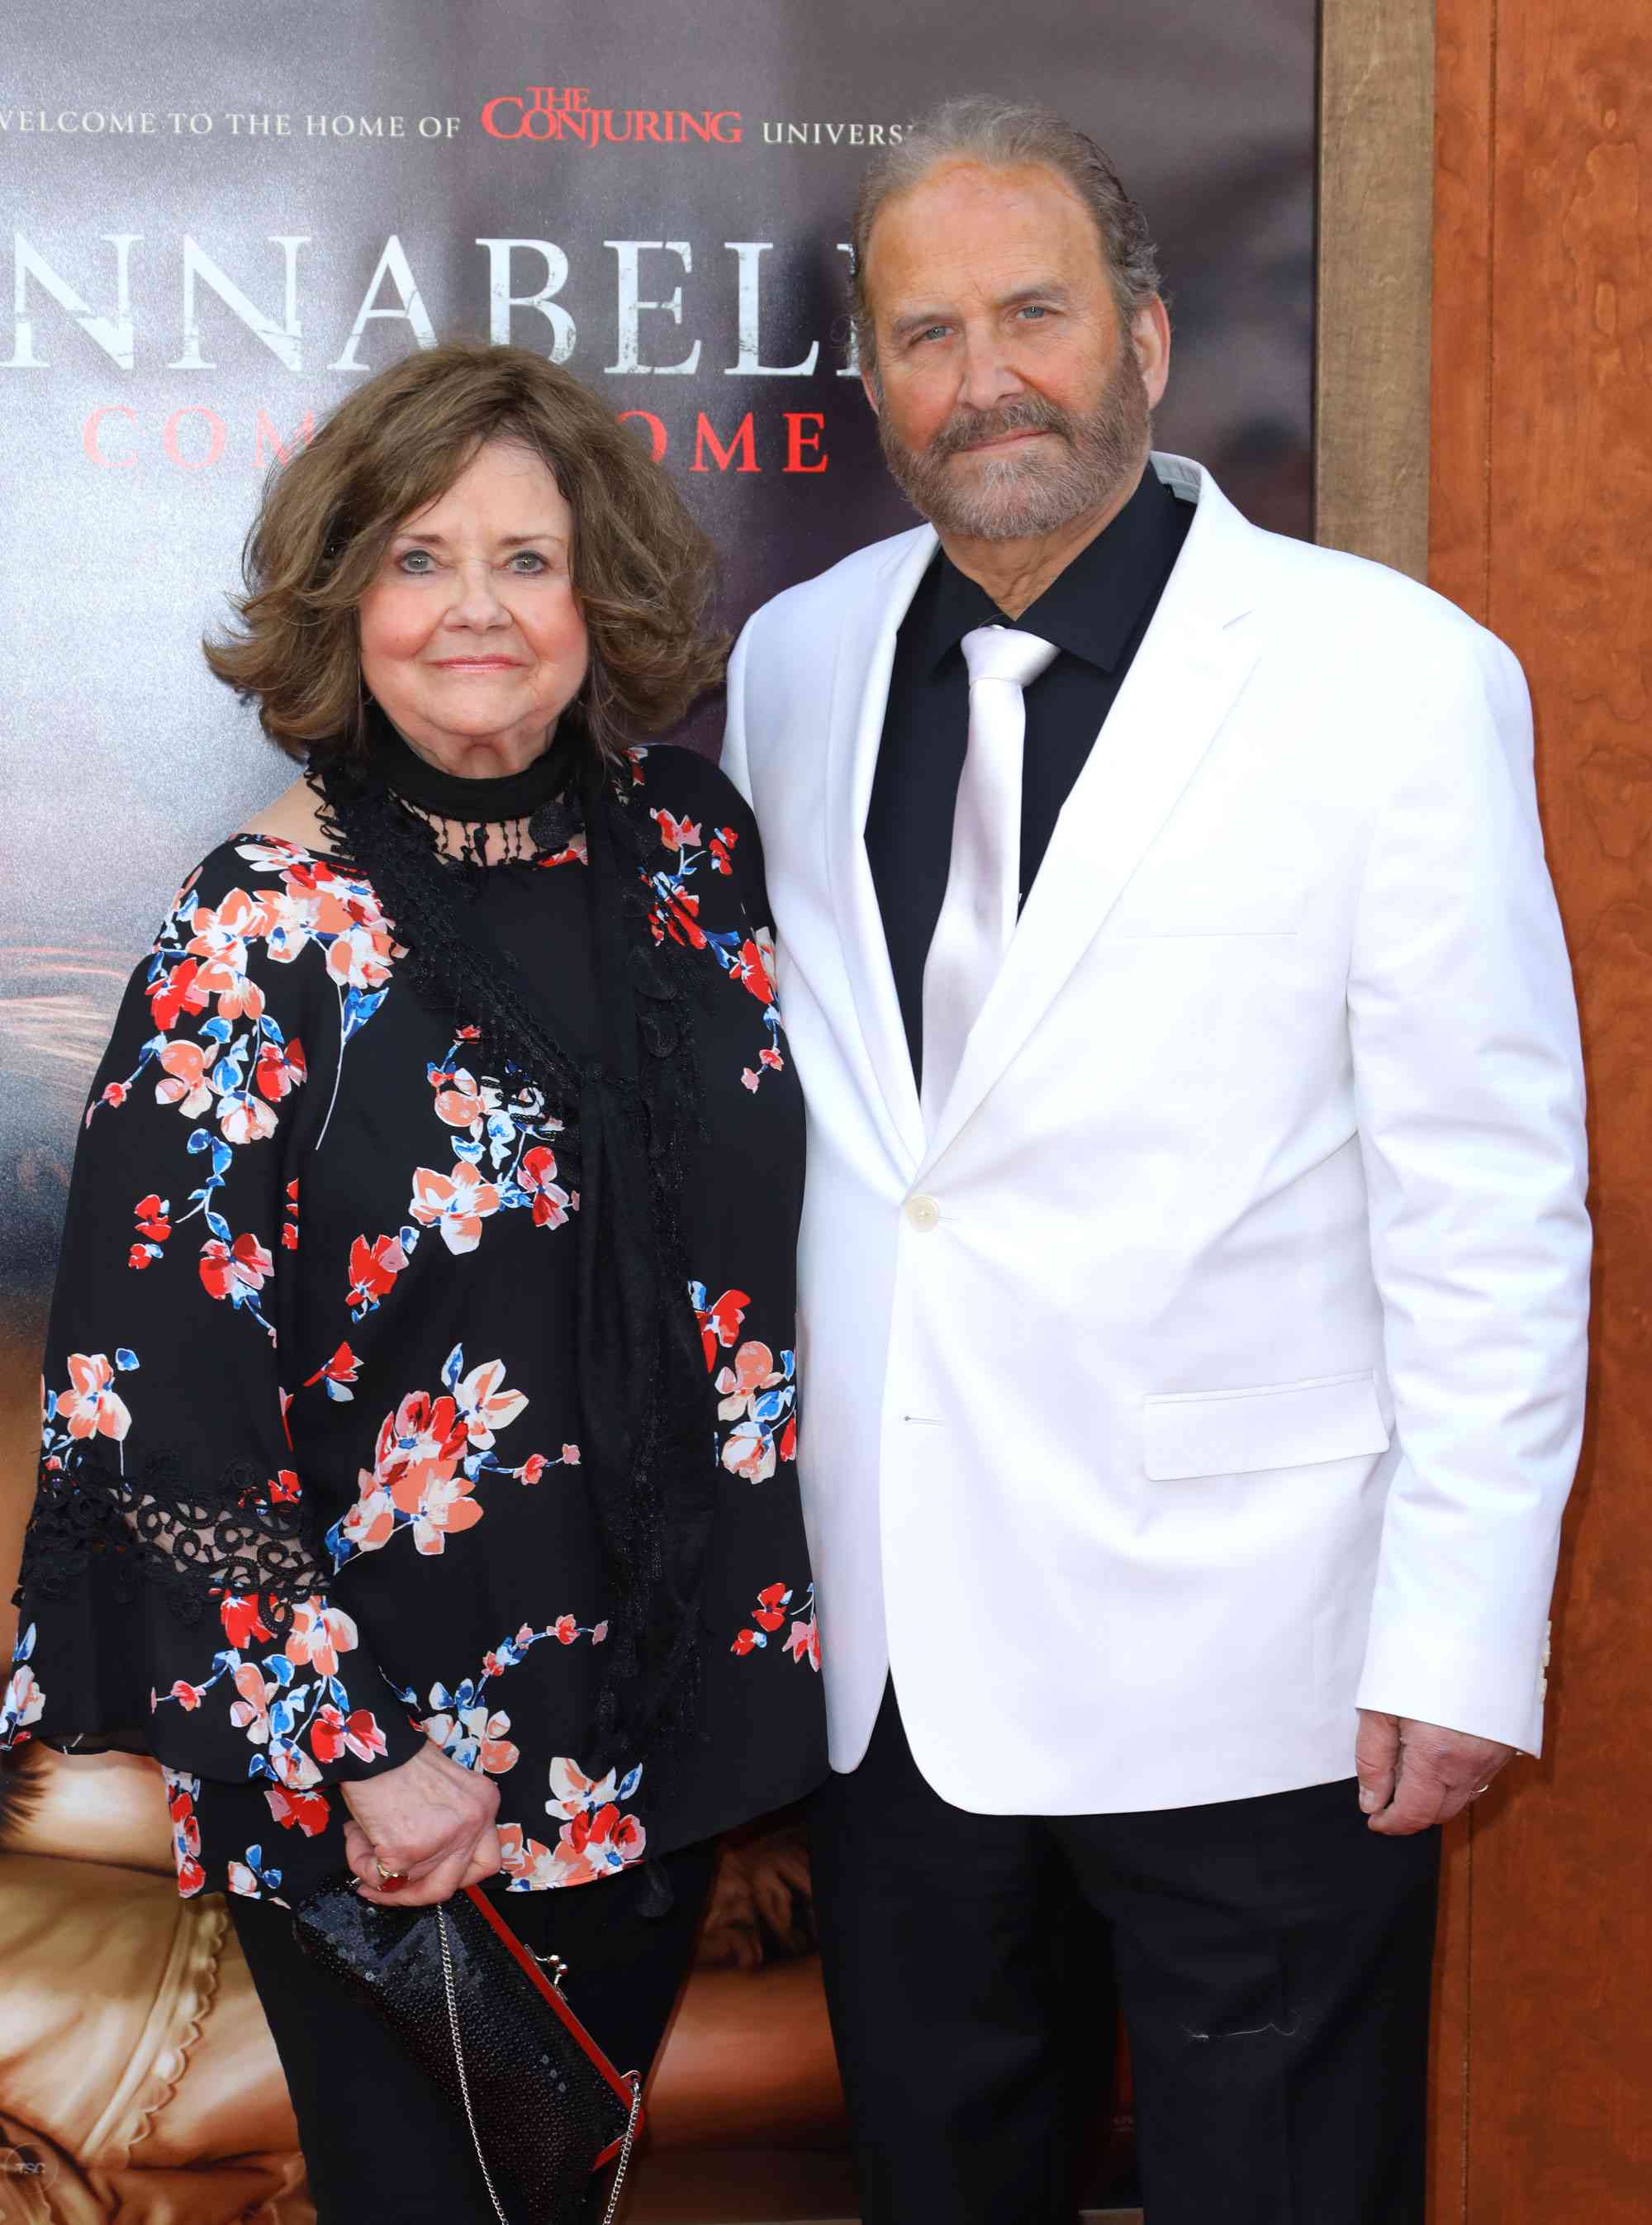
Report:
292,1879,641,2225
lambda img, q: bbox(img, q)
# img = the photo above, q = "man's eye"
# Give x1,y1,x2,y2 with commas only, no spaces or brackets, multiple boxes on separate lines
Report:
1018,305,1051,321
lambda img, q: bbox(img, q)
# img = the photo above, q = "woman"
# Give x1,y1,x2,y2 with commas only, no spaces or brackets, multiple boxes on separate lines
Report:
1,340,826,2220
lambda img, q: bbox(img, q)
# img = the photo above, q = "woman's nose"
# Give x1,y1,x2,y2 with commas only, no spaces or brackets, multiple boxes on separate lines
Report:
445,563,510,627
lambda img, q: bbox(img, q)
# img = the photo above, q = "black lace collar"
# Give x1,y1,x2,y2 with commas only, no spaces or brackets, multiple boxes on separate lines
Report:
365,716,579,834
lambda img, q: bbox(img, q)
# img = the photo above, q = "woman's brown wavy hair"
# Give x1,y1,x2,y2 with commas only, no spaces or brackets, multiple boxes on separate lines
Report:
204,340,727,760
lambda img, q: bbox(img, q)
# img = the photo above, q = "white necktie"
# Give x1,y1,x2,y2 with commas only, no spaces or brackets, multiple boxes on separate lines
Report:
920,625,1058,1129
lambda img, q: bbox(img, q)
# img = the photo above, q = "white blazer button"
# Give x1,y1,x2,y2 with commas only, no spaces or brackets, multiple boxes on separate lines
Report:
904,1192,941,1232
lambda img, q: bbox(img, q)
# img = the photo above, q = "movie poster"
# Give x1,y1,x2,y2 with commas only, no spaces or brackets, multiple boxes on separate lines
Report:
0,4,1315,2215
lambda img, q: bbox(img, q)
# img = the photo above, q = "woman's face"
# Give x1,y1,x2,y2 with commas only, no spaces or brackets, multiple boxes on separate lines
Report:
358,439,591,777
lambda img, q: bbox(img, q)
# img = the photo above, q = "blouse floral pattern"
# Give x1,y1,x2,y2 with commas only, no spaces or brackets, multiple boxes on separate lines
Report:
4,746,825,1904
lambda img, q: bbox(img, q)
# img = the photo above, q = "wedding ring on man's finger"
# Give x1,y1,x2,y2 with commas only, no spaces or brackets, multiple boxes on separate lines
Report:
1471,1784,1493,1798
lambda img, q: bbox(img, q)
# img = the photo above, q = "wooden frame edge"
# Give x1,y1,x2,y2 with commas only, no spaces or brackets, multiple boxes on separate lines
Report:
1315,0,1436,578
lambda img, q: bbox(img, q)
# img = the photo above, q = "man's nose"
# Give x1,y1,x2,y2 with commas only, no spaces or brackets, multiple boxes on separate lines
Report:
956,327,1024,413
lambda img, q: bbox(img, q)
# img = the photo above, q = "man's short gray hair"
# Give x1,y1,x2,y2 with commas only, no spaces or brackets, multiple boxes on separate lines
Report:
849,96,1162,375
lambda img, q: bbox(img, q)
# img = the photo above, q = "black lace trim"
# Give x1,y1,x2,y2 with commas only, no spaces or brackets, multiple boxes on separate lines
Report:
16,1449,325,1632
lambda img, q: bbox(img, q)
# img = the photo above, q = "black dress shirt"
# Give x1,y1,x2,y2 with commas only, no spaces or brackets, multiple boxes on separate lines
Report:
864,464,1193,1086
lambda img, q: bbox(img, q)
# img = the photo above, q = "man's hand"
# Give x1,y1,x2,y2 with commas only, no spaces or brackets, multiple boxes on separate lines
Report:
1355,1710,1515,1834
339,1741,501,1905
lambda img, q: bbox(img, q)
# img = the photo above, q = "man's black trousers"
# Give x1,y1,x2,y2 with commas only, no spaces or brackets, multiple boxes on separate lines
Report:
809,1681,1441,2225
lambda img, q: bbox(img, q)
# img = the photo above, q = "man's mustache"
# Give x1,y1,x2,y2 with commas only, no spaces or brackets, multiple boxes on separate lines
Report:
927,398,1075,459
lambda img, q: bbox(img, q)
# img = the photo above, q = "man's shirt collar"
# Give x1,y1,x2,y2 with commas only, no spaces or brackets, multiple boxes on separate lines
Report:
909,463,1184,677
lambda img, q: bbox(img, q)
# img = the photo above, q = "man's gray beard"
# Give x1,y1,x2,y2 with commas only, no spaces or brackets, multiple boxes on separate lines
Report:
876,343,1151,542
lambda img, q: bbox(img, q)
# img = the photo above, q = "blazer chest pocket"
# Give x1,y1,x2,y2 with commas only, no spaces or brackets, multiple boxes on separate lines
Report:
1143,1369,1390,1481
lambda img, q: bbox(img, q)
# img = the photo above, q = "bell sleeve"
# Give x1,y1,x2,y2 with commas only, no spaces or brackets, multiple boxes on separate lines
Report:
2,847,427,1797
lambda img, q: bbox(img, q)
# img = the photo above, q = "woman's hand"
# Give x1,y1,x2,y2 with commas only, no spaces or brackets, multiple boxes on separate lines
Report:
339,1741,502,1907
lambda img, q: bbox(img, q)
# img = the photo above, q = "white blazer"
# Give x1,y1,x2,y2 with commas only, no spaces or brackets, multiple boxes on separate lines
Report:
721,454,1589,1814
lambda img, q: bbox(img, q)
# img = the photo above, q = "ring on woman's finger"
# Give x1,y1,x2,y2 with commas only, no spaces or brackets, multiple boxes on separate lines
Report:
375,1858,411,1888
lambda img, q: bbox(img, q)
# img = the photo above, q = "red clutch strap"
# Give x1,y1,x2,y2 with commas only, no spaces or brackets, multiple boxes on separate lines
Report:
460,1884,645,2170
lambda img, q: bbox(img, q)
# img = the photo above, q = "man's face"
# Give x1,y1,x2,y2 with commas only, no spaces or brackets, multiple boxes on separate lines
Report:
861,159,1169,542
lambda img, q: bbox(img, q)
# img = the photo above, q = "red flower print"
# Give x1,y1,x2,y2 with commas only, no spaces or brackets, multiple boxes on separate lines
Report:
311,1705,389,1766
268,1742,323,1791
168,1678,203,1710
285,1598,359,1678
129,1244,157,1270
219,1592,275,1647
652,888,708,951
432,1067,485,1130
217,1090,279,1146
269,1469,301,1503
721,1419,776,1484
554,1615,579,1645
282,1223,300,1250
710,826,738,875
520,1145,573,1230
266,1785,330,1837
786,1617,822,1671
410,1162,503,1256
366,1391,482,1554
337,1486,396,1556
348,1232,409,1311
732,1629,759,1656
200,1231,275,1304
135,1194,171,1243
715,1341,784,1420
452,1357,529,1448
56,1353,132,1443
779,1415,798,1463
187,887,272,1013
165,1773,206,1897
154,1039,214,1118
752,1583,790,1633
229,1662,274,1743
731,938,775,1006
556,1804,648,1884
693,1287,750,1371
650,810,703,853
303,1342,362,1397
519,1453,547,1486
254,1038,308,1101
146,956,211,1032
324,910,396,991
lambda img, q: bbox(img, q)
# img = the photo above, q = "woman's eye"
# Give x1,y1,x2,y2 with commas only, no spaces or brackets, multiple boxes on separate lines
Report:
396,549,434,574
509,550,548,573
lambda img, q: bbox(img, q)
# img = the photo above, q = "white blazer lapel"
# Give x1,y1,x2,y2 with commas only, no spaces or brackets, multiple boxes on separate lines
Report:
920,465,1264,1168
824,525,938,1177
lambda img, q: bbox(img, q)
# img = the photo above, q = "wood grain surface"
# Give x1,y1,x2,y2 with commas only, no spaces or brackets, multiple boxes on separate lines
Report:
1431,1,1652,2218
1316,0,1436,578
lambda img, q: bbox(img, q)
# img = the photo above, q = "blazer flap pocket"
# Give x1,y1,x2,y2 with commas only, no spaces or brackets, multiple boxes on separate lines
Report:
1144,1370,1390,1481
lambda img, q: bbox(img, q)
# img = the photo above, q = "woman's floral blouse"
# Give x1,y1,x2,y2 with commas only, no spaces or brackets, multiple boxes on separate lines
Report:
3,747,825,1905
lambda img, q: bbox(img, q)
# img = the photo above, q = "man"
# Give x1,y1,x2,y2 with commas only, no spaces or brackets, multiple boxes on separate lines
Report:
720,96,1589,2225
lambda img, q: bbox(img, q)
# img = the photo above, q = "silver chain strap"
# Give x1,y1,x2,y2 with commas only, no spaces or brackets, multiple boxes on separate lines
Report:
437,1904,643,2225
